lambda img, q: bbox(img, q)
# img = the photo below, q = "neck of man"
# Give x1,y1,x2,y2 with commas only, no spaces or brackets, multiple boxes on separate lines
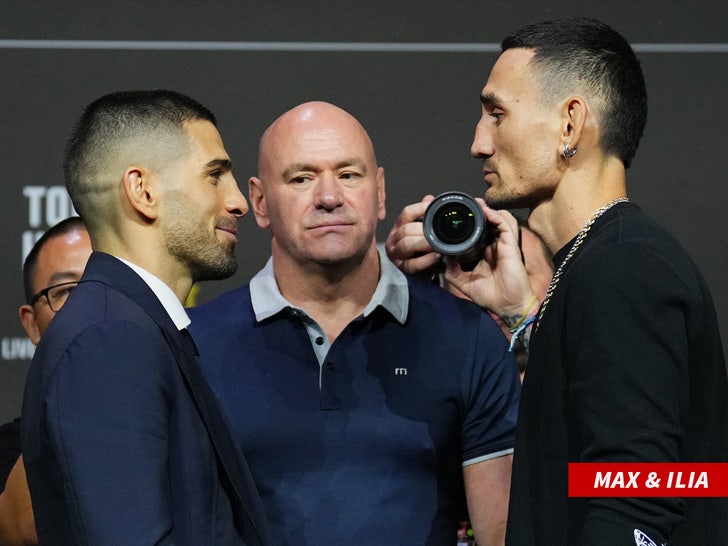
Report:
528,155,628,255
273,242,381,342
94,234,193,304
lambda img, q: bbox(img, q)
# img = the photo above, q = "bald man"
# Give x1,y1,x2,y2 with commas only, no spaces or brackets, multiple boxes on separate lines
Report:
189,101,520,546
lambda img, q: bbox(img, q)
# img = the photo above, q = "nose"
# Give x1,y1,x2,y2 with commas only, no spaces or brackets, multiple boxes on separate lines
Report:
226,176,249,218
314,173,344,211
471,115,494,159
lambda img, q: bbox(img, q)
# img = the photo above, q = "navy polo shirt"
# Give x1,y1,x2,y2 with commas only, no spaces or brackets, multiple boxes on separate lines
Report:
189,249,520,544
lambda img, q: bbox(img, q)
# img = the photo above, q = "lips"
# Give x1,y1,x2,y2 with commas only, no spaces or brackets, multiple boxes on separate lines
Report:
215,218,239,238
482,162,496,175
482,171,497,184
311,221,350,228
306,216,354,230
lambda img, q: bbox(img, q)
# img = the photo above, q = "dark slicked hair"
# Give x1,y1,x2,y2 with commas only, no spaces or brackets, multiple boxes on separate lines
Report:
23,216,87,303
502,17,647,169
63,89,217,223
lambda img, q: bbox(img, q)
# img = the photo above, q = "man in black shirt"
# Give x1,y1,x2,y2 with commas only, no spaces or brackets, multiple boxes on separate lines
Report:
387,17,728,546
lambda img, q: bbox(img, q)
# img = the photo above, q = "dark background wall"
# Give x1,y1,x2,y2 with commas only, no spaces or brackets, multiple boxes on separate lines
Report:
1,1,726,423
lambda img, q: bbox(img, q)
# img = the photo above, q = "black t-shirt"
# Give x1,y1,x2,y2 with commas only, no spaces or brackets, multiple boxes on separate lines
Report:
507,203,728,545
0,417,22,492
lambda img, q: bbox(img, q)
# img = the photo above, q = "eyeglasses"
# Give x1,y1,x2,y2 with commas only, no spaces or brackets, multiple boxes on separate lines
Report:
29,281,79,313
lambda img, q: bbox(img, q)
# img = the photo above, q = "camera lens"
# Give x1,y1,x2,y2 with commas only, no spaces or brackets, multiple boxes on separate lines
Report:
422,191,493,271
433,203,476,245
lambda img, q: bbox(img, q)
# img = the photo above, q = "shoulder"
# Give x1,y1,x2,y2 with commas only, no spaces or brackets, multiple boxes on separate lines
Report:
50,280,159,340
573,205,706,296
405,276,507,344
188,285,252,331
407,276,494,319
36,281,175,374
592,204,692,262
44,317,174,368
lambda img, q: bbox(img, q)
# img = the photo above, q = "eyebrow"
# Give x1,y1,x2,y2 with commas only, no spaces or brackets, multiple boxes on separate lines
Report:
480,92,504,109
282,163,315,179
44,270,82,286
282,158,368,179
206,158,232,171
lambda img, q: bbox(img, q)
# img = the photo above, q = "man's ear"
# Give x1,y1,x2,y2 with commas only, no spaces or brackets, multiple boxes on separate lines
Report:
19,305,41,345
377,166,386,221
249,176,270,229
559,96,588,154
122,167,158,221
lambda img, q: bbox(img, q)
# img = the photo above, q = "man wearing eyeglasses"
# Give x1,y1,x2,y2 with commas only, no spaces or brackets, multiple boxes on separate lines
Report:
0,215,90,545
18,216,90,346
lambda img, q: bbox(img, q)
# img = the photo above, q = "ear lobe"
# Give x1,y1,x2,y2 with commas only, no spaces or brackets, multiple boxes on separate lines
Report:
248,176,270,229
19,305,41,345
122,168,158,221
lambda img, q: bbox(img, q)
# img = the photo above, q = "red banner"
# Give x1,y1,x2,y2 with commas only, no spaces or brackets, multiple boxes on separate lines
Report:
568,463,728,497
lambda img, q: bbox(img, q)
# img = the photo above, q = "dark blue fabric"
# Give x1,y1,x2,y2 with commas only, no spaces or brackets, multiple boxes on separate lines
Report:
21,252,272,545
189,275,520,545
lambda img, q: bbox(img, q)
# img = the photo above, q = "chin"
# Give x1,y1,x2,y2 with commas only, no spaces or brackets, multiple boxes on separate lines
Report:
485,189,530,211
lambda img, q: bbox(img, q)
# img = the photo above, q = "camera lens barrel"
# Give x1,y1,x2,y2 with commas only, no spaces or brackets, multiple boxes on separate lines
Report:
423,191,489,270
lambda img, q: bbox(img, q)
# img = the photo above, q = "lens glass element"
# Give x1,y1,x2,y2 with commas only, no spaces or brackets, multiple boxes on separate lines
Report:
433,203,475,244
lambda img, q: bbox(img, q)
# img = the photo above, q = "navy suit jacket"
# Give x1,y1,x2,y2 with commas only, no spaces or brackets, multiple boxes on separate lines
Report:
22,252,273,545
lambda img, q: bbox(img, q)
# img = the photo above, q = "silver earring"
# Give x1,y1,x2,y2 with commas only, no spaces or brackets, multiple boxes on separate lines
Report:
562,144,578,158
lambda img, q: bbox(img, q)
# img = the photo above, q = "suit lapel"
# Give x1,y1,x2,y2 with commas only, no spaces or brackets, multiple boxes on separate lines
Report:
81,253,274,545
170,329,274,545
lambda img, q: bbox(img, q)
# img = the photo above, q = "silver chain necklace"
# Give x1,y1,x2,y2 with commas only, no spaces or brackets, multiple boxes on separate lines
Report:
535,197,629,330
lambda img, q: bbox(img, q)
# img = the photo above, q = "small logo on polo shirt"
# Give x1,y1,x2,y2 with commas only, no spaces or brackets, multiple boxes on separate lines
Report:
633,529,665,546
394,368,408,376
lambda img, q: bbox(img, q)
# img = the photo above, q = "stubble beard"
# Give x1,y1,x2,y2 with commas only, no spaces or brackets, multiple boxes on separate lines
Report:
186,242,238,282
484,186,529,211
165,220,239,283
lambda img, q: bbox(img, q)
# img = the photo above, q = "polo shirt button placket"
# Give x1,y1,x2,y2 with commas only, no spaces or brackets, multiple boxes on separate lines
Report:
320,359,340,410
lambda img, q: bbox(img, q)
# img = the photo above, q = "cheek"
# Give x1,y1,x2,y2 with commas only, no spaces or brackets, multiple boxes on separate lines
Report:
266,205,298,238
508,136,553,180
35,308,56,337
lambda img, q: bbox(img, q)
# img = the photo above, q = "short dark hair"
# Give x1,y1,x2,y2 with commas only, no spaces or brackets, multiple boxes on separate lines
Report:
502,17,647,169
23,216,87,303
63,89,217,223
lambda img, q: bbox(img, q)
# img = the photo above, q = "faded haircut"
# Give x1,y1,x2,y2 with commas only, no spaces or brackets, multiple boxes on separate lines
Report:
63,89,217,225
502,17,647,168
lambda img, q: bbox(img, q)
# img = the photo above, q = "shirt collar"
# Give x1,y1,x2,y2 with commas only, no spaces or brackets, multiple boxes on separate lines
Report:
115,256,191,330
250,244,409,325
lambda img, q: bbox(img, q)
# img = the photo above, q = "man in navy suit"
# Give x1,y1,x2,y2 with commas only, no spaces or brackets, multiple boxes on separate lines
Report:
22,90,273,545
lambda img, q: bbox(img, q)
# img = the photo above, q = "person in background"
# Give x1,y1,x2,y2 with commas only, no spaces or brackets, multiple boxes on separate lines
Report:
189,101,520,546
0,216,90,545
21,90,273,545
386,17,728,545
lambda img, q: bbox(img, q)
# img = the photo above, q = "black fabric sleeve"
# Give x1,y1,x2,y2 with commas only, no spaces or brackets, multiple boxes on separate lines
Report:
0,418,22,492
